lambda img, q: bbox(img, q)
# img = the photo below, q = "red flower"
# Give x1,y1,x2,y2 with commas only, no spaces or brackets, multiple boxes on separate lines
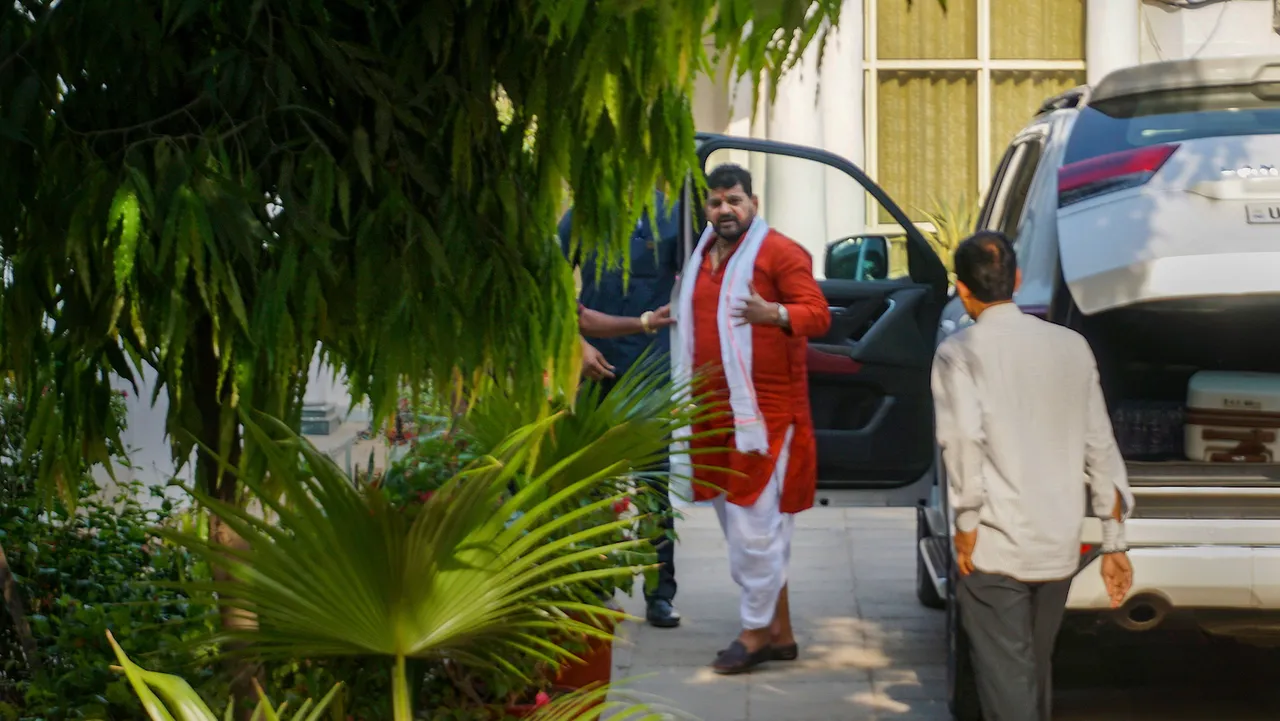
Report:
534,691,551,707
418,491,435,503
613,497,631,515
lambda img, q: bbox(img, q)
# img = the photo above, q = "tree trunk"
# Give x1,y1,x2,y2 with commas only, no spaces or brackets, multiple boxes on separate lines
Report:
0,540,40,675
207,508,259,718
192,319,260,718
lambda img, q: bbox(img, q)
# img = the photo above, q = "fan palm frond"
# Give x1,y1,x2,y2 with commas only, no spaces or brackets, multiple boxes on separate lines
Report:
465,353,727,493
163,411,663,719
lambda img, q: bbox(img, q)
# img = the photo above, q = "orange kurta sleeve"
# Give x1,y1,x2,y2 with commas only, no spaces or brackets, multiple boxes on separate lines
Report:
772,239,831,339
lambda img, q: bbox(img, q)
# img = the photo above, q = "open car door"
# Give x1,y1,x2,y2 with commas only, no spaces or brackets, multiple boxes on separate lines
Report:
689,134,950,491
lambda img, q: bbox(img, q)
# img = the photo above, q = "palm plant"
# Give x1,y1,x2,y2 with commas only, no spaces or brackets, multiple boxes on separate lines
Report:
465,353,718,491
462,357,724,612
916,196,982,284
111,632,694,721
108,631,342,721
160,399,692,721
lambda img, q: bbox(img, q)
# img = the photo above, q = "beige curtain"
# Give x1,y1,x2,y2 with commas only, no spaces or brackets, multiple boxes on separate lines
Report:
874,0,1086,221
875,70,978,223
990,70,1088,168
990,0,1086,60
877,0,978,60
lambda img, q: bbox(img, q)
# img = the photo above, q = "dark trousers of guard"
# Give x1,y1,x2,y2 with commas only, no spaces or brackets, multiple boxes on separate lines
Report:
598,378,677,605
958,570,1071,721
601,376,680,607
641,457,677,604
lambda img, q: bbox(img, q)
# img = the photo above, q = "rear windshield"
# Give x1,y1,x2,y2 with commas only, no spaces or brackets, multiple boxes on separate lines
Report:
1063,85,1280,165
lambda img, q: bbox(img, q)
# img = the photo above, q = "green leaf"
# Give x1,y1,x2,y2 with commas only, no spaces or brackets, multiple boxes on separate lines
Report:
352,127,373,189
336,170,351,230
106,631,340,721
108,185,142,291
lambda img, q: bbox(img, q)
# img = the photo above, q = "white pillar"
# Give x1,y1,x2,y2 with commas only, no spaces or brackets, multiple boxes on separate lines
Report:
819,4,867,275
766,39,829,262
1087,0,1142,84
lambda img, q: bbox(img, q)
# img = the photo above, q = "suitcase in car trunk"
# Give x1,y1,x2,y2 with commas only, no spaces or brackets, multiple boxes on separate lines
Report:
1185,371,1280,463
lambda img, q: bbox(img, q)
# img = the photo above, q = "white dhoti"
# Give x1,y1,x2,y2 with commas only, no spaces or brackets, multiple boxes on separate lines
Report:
712,425,796,630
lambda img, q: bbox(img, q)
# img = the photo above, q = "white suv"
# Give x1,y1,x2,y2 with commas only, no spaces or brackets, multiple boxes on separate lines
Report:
913,55,1280,719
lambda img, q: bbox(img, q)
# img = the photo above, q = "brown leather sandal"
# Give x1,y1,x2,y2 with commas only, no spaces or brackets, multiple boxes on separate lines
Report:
711,639,772,675
770,643,799,661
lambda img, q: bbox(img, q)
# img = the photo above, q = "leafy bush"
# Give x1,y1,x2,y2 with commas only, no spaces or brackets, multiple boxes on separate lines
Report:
0,379,216,720
378,423,478,508
0,483,220,720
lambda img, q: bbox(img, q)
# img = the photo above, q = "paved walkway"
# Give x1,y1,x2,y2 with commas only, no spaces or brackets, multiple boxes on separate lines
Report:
609,507,946,720
608,506,1280,721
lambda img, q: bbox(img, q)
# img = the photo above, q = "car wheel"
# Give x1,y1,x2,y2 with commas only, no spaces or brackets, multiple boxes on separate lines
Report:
916,508,945,610
947,570,983,721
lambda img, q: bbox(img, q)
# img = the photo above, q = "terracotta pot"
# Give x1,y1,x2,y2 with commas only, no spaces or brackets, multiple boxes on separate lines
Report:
552,631,614,689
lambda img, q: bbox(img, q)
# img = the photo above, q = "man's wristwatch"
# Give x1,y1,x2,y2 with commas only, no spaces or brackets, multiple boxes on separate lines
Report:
774,303,790,327
640,311,656,335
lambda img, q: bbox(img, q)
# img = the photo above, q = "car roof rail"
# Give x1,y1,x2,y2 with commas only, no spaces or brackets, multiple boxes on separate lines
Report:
1036,85,1092,116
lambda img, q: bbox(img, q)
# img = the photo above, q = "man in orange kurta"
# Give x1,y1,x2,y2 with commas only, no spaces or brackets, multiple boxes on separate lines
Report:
670,163,831,674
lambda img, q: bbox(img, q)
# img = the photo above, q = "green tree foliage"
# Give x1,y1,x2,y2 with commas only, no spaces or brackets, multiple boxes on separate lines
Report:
0,0,842,506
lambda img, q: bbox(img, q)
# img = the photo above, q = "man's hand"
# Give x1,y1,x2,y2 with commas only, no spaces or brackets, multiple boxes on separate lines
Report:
1101,552,1133,608
954,528,977,577
649,305,676,329
732,282,781,327
581,339,615,381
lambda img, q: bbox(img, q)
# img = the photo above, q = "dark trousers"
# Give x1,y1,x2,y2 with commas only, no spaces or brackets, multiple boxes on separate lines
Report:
957,570,1071,721
599,378,676,603
642,459,677,603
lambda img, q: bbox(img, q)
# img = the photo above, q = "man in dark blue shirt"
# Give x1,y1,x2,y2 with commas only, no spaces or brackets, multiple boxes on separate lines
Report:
558,191,682,628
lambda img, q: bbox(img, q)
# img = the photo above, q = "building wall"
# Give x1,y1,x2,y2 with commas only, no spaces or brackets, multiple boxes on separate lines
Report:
692,0,1280,247
98,354,364,498
1140,0,1280,63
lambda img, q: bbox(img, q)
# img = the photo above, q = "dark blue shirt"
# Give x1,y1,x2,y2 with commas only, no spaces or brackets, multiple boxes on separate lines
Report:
558,193,680,380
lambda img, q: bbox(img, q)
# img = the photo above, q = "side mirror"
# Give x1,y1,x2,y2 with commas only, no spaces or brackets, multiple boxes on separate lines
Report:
825,235,890,282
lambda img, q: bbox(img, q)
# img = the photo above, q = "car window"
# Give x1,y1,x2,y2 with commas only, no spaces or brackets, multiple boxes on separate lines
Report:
978,145,1018,231
978,136,1044,249
995,138,1044,242
1064,86,1280,165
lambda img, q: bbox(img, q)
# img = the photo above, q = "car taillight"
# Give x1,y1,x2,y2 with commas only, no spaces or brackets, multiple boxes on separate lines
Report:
1081,544,1095,556
1058,144,1179,207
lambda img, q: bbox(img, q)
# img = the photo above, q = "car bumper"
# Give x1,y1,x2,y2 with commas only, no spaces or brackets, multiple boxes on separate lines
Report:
1070,517,1280,610
1066,546,1280,610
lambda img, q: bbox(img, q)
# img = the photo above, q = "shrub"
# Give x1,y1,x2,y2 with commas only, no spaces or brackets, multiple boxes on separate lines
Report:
0,483,219,720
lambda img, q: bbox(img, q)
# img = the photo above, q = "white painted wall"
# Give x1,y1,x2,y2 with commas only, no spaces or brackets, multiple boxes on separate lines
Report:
99,351,363,502
692,2,868,271
1140,0,1280,64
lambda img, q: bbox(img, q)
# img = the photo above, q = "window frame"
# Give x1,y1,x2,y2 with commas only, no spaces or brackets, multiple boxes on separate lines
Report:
863,0,1086,234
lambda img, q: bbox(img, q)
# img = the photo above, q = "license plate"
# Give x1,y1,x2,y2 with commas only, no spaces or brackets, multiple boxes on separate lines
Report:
1246,203,1280,224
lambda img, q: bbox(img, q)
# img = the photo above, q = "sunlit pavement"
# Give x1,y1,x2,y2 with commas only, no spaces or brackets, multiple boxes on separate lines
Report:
608,506,1280,720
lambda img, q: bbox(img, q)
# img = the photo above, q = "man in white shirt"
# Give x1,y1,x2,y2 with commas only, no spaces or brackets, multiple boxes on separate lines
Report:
932,231,1136,721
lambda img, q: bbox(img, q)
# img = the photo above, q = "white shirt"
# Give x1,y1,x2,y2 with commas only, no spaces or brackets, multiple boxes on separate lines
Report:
931,303,1135,581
